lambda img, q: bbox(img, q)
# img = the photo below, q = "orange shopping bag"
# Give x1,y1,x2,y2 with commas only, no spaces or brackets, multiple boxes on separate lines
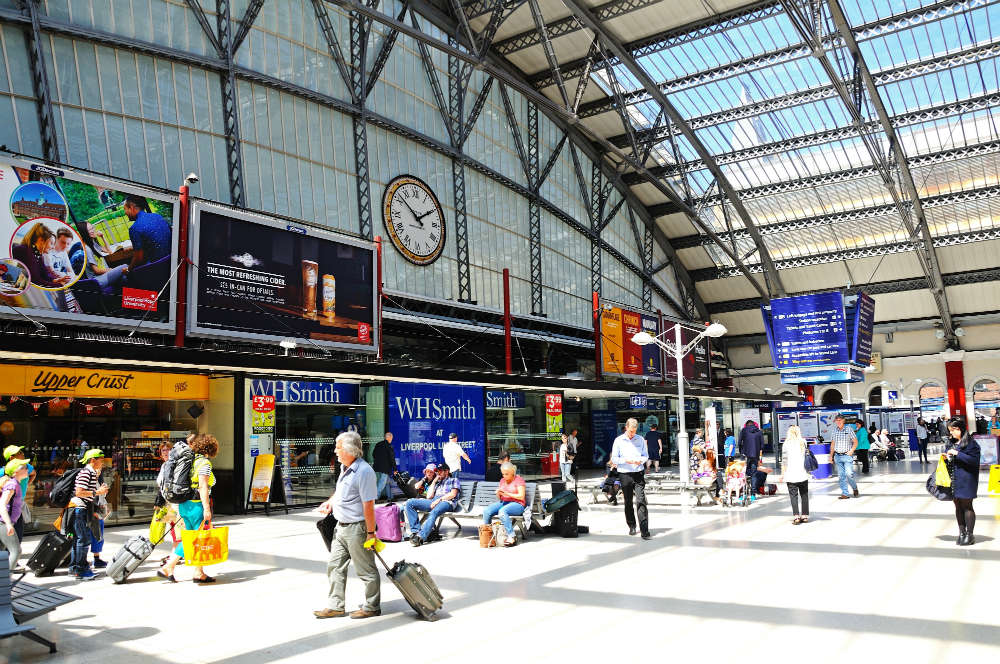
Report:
182,526,229,566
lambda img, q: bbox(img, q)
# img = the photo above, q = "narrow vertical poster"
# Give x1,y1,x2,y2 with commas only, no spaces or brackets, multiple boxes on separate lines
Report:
600,307,624,375
621,310,642,375
639,312,662,378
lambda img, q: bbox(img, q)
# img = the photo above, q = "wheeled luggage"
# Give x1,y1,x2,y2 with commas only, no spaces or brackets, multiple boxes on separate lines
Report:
543,490,580,538
108,535,155,584
26,531,73,577
393,471,420,499
374,550,443,620
375,503,402,542
542,489,577,513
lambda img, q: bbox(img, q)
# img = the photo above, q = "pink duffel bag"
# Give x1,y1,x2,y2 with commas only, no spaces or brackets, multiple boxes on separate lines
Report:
375,503,402,542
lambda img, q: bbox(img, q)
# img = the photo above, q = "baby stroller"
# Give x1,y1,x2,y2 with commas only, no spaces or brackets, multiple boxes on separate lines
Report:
722,458,751,507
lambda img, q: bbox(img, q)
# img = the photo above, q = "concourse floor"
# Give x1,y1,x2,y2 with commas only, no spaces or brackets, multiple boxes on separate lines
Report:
3,456,998,663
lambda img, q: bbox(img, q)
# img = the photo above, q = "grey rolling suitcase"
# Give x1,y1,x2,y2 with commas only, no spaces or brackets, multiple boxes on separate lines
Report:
374,551,443,620
108,522,174,584
107,535,155,584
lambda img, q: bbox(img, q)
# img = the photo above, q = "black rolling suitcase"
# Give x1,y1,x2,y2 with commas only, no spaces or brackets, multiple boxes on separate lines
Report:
374,550,443,620
27,531,73,577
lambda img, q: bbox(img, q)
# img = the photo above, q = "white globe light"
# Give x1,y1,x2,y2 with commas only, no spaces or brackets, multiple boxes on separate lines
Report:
631,331,655,345
704,322,728,338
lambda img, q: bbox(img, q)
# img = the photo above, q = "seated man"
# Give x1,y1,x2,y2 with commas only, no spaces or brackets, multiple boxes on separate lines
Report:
404,463,460,546
482,462,526,547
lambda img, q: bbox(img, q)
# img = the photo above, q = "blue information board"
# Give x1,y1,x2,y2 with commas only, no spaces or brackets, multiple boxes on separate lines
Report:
388,382,486,479
851,292,875,366
768,291,849,369
591,410,619,466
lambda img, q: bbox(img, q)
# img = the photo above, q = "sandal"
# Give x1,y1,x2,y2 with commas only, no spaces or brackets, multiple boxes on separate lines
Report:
503,538,516,547
792,517,802,525
800,517,809,523
157,570,177,583
193,575,216,583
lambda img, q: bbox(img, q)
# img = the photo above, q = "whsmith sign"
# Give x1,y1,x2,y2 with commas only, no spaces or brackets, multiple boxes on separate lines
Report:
388,381,486,479
249,380,360,405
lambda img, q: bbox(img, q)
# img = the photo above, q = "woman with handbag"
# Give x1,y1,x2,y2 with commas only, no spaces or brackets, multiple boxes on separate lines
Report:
945,417,981,545
782,426,811,524
159,434,219,582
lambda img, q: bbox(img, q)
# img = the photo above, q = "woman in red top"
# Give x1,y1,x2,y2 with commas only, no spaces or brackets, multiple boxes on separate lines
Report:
482,462,526,547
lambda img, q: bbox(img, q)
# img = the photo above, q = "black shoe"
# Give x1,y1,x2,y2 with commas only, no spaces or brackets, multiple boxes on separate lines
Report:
957,528,967,545
411,534,423,547
641,533,651,540
853,489,859,498
628,528,637,536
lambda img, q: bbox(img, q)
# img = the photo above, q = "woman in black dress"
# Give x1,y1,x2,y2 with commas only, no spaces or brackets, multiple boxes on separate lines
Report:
945,416,981,546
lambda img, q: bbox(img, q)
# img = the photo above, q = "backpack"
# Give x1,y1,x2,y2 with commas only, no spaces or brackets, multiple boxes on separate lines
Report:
159,441,197,504
48,467,83,507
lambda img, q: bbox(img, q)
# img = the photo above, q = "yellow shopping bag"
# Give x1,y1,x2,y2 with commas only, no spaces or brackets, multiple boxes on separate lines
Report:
935,456,952,487
149,507,170,544
182,526,229,566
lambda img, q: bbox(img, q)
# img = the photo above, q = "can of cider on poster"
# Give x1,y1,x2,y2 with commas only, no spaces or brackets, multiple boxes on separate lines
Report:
322,274,336,320
301,260,318,318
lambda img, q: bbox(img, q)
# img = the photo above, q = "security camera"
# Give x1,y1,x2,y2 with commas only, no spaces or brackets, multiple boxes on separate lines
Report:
184,173,199,185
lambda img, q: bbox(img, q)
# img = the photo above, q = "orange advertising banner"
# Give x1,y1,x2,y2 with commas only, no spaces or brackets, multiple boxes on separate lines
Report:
0,364,209,400
600,307,624,375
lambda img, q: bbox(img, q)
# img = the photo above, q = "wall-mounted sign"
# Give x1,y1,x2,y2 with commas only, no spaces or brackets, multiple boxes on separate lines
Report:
0,154,177,329
249,379,360,405
188,202,376,352
545,393,563,439
629,394,648,410
485,390,525,410
0,364,208,400
387,382,485,479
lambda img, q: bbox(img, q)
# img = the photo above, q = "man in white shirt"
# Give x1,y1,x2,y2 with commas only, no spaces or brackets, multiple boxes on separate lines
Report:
610,418,650,539
442,433,471,479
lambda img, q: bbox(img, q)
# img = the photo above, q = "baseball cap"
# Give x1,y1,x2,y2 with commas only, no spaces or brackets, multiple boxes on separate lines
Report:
436,463,451,473
448,432,458,439
424,463,437,472
4,458,29,476
81,449,105,463
2,445,24,461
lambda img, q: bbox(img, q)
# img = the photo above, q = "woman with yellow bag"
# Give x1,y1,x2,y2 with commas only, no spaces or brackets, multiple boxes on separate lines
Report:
158,434,220,582
945,417,981,546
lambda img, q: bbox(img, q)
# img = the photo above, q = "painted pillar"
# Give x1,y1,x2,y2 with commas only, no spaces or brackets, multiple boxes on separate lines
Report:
945,361,966,418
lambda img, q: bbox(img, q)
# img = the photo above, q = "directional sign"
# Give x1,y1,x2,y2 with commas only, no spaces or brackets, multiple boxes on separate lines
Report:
768,292,849,369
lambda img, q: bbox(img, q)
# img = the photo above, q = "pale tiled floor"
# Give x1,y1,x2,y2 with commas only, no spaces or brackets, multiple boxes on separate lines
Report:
2,452,997,663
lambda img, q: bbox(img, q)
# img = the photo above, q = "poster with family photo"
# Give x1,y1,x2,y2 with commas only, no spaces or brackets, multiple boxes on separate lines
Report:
0,154,177,328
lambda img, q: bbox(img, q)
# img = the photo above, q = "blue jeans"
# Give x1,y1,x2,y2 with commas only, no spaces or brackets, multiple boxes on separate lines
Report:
68,508,92,575
404,498,456,540
560,462,572,481
482,501,525,537
834,453,858,495
91,519,105,555
376,472,390,500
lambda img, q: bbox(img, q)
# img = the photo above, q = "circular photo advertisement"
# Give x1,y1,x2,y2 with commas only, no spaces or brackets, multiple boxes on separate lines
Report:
8,218,86,291
10,181,68,225
0,257,30,296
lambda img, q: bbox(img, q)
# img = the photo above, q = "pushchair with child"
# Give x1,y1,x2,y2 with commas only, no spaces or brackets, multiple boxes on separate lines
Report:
722,457,751,507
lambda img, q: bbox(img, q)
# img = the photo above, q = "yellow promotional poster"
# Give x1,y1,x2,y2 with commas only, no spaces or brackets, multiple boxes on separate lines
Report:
988,465,1000,495
0,364,209,400
600,307,624,375
182,526,229,566
249,454,276,503
251,409,275,431
545,393,563,440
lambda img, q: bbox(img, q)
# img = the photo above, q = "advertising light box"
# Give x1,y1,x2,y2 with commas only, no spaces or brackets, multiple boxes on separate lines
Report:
188,202,377,352
0,154,177,329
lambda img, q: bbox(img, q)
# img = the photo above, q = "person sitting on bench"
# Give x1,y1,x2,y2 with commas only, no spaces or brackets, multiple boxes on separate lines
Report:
482,462,526,547
413,463,438,498
404,464,461,547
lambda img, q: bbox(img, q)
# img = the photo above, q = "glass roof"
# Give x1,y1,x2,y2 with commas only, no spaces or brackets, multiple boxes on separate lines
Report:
590,0,1000,273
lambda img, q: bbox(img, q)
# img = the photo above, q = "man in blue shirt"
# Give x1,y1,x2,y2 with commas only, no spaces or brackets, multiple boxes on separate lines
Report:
124,195,171,270
403,463,461,546
314,431,381,620
610,418,650,539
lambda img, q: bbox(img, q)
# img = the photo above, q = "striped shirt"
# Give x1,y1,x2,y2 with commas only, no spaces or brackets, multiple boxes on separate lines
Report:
70,466,99,508
831,426,858,454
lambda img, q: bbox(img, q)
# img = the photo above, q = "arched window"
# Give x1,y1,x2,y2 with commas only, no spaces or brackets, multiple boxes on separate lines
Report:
868,386,882,407
972,377,1000,421
919,382,946,420
821,388,843,406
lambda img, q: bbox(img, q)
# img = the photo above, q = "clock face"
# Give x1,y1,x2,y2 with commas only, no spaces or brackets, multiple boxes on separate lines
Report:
382,175,446,266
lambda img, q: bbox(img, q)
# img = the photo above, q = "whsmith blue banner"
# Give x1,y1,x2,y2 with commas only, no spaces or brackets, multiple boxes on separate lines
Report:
249,379,360,404
388,381,486,479
485,390,525,409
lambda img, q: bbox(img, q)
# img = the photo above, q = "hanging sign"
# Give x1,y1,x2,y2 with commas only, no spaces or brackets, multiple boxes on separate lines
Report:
545,393,563,440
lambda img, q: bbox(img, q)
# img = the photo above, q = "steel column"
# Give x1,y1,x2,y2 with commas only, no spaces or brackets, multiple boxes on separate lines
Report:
449,37,473,303
217,0,246,207
503,267,513,373
590,161,603,296
528,103,543,315
232,0,266,53
19,0,59,162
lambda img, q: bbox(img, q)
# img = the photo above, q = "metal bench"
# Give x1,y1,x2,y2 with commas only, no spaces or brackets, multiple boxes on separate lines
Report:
433,481,538,540
477,482,537,540
0,555,80,654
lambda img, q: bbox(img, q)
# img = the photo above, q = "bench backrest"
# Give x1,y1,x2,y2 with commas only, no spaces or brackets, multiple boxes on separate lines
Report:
456,481,477,512
0,554,19,631
469,481,537,516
